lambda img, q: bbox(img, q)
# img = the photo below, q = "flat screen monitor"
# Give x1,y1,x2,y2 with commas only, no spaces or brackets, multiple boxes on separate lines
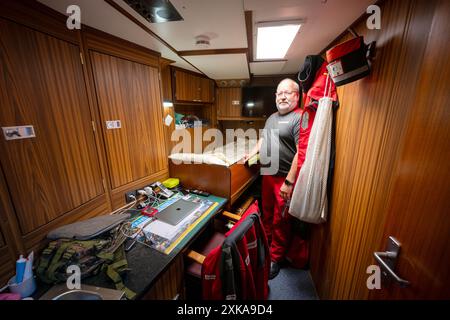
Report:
241,86,277,118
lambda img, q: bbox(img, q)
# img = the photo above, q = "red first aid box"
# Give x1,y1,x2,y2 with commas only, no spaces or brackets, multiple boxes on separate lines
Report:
326,36,371,86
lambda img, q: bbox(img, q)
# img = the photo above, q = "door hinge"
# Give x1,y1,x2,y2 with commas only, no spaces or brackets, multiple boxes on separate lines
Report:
91,121,96,132
80,52,84,65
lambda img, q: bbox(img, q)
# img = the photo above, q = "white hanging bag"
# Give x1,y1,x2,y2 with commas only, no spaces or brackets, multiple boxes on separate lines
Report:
289,76,333,224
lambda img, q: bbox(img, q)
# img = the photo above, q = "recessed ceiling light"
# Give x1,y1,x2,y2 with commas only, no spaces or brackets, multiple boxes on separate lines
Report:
256,21,302,60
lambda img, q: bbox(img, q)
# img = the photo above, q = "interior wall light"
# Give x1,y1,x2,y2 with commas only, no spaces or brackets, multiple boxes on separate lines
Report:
256,20,303,60
163,101,174,107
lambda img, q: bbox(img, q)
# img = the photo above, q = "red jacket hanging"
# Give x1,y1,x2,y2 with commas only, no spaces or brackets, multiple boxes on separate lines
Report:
297,61,338,174
201,203,270,300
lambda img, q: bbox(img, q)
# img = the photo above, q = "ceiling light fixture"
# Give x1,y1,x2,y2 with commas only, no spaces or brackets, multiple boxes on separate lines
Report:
195,35,210,48
256,20,302,60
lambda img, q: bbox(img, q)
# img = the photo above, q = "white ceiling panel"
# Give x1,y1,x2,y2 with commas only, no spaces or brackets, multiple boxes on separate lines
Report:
184,54,249,79
151,0,247,50
38,0,376,79
250,61,287,76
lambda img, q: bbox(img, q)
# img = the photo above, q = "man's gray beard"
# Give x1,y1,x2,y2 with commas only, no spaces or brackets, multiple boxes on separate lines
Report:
277,103,295,113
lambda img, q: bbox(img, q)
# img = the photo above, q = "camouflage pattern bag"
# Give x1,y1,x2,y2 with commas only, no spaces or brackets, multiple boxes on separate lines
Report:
36,238,112,284
36,233,136,299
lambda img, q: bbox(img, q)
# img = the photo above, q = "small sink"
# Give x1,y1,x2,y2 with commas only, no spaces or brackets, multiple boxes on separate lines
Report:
40,283,125,300
52,290,103,300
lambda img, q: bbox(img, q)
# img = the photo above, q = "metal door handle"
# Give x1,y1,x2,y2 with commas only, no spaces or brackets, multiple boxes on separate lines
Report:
373,251,410,287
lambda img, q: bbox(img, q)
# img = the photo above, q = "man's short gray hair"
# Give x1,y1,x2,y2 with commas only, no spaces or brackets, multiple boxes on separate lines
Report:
278,78,300,93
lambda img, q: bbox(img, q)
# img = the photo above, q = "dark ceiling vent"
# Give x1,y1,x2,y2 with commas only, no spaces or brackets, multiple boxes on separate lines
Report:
124,0,183,23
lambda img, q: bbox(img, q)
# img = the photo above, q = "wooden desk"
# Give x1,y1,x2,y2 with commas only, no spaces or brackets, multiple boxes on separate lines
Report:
85,194,227,300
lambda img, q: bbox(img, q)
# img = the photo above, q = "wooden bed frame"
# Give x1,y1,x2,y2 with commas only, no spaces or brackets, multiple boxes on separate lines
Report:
169,161,259,208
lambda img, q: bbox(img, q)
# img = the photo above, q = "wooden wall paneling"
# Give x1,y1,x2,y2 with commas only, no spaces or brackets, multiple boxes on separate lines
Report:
173,69,198,102
0,18,105,235
85,32,169,208
0,231,4,248
200,77,215,103
77,31,113,213
371,0,450,300
109,170,169,209
0,166,25,284
309,0,441,299
0,0,79,45
90,51,168,190
83,27,160,68
219,120,265,137
172,68,214,103
174,104,206,121
160,58,174,102
22,196,110,253
216,88,242,118
0,246,14,286
0,165,24,254
200,104,217,129
174,104,215,128
163,106,176,156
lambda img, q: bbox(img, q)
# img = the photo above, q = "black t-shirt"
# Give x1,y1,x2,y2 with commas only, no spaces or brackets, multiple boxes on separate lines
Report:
260,110,301,176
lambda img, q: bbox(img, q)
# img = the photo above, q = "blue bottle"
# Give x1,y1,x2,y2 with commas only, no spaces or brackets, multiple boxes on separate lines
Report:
15,255,26,284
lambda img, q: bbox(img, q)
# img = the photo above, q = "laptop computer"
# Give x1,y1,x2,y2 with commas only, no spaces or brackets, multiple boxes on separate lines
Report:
155,199,200,226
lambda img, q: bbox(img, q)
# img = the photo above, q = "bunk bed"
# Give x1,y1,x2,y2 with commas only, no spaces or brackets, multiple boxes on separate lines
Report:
168,139,259,207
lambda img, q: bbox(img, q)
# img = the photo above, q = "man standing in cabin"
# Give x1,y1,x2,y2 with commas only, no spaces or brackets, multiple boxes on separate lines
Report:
243,78,301,280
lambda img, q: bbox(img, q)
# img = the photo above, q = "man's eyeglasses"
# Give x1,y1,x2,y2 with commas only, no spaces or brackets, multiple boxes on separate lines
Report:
275,90,298,97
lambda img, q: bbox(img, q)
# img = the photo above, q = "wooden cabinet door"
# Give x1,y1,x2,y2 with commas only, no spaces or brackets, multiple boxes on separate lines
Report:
216,88,242,118
0,19,104,235
160,62,173,102
90,51,167,189
0,230,14,285
0,169,21,285
200,78,214,103
174,70,198,102
173,69,214,103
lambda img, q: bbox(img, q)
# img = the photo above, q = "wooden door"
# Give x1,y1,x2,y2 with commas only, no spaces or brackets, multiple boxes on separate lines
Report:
371,0,450,299
308,0,450,300
90,51,167,189
0,18,104,235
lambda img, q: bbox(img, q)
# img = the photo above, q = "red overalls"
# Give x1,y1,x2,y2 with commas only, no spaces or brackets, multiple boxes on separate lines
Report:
263,62,338,264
